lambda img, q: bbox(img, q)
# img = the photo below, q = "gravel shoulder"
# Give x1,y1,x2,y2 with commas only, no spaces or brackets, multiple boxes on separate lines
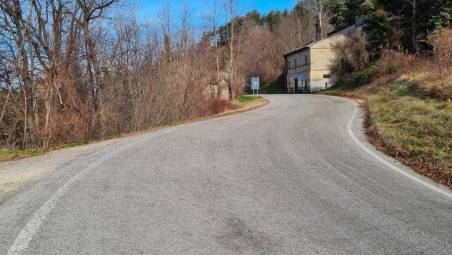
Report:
0,139,118,201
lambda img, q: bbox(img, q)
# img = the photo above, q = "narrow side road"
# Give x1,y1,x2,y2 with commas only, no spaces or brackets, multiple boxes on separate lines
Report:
0,95,451,255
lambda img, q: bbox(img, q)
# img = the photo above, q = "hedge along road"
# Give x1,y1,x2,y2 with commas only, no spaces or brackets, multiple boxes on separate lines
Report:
1,95,451,255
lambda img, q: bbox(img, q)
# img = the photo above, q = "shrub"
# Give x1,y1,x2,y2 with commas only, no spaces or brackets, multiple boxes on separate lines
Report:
333,30,370,75
377,49,414,76
207,99,238,115
428,28,452,73
336,65,379,89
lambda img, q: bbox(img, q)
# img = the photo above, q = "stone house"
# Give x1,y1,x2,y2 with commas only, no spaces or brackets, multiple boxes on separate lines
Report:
204,71,231,101
284,25,356,93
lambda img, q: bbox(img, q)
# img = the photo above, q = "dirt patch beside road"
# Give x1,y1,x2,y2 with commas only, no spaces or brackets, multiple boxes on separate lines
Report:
0,140,116,201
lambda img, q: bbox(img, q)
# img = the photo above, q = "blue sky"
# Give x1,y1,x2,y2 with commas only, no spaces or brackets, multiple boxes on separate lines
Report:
126,0,298,27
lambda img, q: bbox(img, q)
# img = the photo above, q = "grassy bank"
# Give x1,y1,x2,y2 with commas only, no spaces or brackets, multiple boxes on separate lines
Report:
324,54,452,188
0,96,267,162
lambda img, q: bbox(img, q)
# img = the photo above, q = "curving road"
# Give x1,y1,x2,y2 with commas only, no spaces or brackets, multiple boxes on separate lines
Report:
1,95,451,255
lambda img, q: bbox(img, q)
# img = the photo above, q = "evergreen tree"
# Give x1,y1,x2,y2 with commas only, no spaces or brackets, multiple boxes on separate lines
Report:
329,0,366,29
376,0,450,52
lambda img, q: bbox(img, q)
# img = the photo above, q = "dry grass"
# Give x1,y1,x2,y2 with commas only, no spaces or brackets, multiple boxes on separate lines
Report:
400,62,452,100
208,99,239,115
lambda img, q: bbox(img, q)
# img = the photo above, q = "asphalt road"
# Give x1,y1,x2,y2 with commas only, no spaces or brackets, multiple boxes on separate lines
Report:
1,95,451,255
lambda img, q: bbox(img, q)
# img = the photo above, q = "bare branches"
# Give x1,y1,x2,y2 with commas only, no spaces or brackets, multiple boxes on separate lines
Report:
0,0,223,149
75,0,117,21
299,0,330,39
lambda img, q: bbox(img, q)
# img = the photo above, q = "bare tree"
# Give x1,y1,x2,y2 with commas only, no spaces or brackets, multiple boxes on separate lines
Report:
159,2,172,64
0,0,33,146
76,0,117,112
210,0,221,93
29,0,68,147
300,0,330,39
2,1,292,150
406,0,417,52
224,0,238,99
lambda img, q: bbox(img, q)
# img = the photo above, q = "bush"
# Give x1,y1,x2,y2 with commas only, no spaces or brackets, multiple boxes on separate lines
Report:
333,30,369,75
207,99,238,115
336,65,379,89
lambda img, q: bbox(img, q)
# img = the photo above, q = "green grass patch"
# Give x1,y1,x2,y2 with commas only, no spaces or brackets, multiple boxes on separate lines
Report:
0,147,44,161
0,139,92,162
236,95,261,104
368,87,452,171
327,59,452,186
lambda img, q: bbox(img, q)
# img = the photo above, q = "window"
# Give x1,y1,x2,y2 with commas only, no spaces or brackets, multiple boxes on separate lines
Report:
294,59,297,67
304,55,308,65
323,74,331,78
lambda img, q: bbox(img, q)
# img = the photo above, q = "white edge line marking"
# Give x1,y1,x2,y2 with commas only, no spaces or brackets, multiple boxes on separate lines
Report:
7,97,451,255
6,101,268,255
347,101,452,200
7,140,142,255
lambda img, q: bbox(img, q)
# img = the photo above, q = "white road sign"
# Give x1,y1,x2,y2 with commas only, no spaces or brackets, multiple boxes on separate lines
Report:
251,77,260,90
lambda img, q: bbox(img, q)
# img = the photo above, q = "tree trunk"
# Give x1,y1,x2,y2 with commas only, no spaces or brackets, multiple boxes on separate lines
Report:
0,81,13,125
318,11,323,39
43,86,53,148
229,13,235,99
22,85,27,147
411,0,417,52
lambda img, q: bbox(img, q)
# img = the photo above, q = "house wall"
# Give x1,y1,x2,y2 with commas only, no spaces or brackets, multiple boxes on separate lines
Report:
286,49,310,93
287,71,310,93
285,30,351,93
309,34,348,92
309,70,332,92
310,48,337,71
308,48,336,92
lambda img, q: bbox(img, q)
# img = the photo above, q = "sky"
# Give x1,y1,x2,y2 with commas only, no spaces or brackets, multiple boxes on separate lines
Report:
126,0,298,28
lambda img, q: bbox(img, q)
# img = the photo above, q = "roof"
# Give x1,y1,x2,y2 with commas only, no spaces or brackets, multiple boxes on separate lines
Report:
283,45,310,57
283,25,357,58
328,24,356,37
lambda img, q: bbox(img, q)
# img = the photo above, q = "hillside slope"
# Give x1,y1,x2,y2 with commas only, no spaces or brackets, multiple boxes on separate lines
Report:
324,51,451,188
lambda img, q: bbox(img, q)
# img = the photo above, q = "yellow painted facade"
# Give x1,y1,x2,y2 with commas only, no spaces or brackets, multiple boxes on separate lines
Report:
284,26,355,93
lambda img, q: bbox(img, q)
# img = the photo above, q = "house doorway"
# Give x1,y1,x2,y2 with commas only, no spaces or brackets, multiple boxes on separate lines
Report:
294,79,299,93
304,80,310,93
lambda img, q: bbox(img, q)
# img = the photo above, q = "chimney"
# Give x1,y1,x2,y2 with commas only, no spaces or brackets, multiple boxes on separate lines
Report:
315,24,321,41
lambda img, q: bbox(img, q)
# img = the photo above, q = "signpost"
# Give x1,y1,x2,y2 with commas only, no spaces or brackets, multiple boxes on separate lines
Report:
251,77,260,96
